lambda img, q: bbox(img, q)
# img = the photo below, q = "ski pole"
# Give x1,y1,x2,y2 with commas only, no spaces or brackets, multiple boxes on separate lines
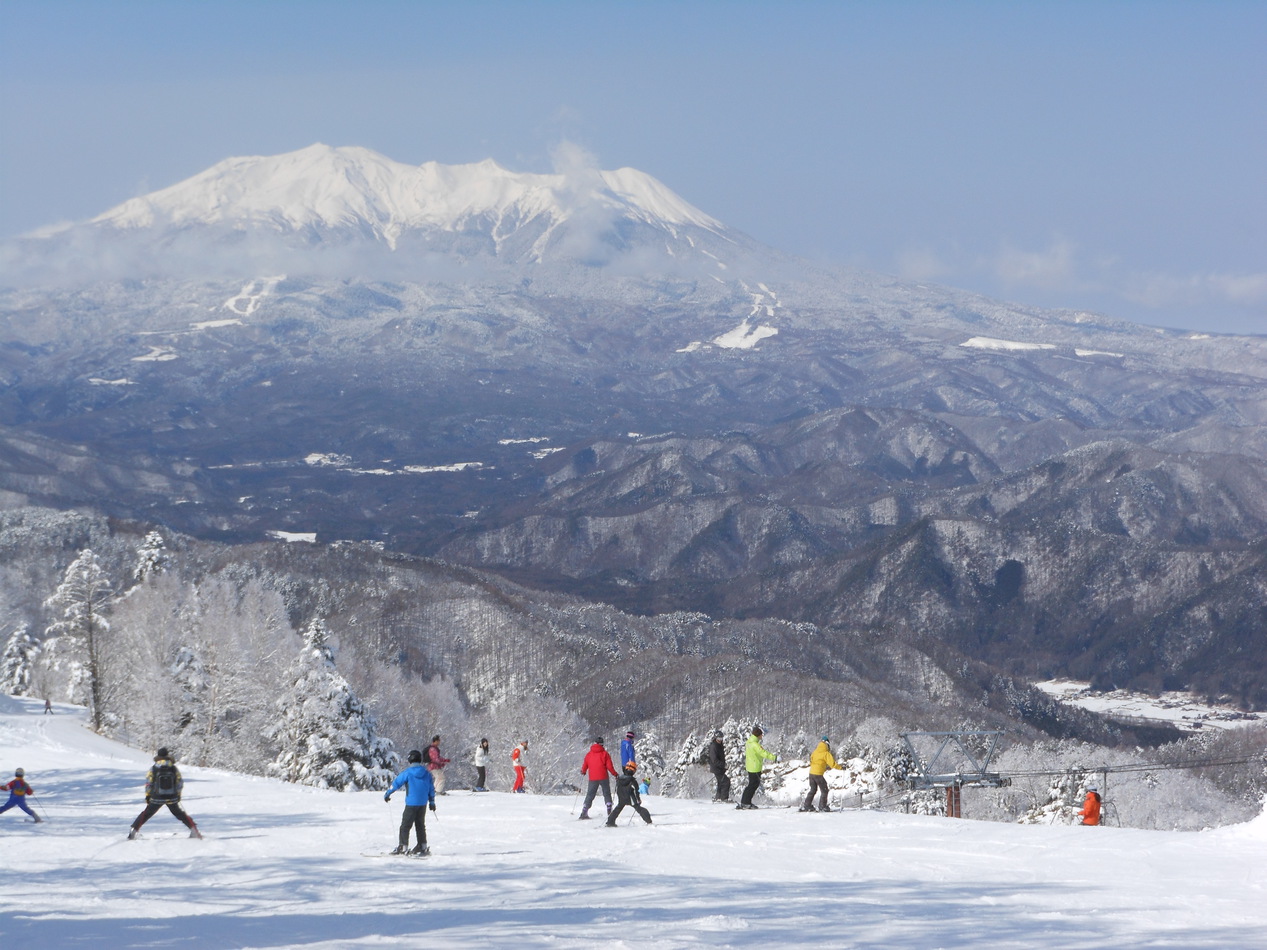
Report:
29,795,50,821
569,789,580,815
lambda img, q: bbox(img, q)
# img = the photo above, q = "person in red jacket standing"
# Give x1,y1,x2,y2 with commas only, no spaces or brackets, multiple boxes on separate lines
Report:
1079,785,1102,826
426,735,451,795
578,737,618,820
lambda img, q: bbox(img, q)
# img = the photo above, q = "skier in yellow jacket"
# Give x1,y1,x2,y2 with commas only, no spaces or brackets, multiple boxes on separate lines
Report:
800,736,844,812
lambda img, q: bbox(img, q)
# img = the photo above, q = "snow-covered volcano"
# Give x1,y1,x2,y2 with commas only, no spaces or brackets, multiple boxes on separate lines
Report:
21,144,748,273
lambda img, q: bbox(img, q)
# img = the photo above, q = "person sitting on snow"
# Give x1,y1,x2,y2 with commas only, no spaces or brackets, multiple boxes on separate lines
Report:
0,768,42,823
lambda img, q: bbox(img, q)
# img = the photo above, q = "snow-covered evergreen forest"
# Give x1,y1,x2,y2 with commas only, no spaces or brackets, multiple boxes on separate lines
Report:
2,505,1264,827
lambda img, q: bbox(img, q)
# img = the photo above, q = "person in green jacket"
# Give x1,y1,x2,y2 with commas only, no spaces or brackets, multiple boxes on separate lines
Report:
800,736,843,812
737,725,777,809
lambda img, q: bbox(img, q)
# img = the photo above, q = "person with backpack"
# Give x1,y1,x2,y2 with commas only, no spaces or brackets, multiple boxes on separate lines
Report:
1079,784,1102,826
620,731,637,770
606,760,653,827
0,768,41,823
128,748,201,839
578,737,618,820
473,738,491,791
800,736,842,812
511,740,528,793
384,749,436,855
738,725,777,810
707,730,731,802
425,735,451,795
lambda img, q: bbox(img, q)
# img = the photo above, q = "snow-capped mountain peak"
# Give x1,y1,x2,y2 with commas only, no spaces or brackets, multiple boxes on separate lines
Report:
90,144,727,253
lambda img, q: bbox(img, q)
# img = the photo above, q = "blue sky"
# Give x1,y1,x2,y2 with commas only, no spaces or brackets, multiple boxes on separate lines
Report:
2,1,1263,332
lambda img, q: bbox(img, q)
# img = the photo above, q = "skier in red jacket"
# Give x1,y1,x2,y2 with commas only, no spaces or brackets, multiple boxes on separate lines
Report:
578,737,618,820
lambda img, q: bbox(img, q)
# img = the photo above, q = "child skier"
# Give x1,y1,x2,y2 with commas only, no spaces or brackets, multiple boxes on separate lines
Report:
606,761,652,827
128,748,201,839
0,768,41,823
384,749,436,855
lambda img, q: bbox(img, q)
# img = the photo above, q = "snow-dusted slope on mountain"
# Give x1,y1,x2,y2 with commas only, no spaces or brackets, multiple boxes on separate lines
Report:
71,144,734,264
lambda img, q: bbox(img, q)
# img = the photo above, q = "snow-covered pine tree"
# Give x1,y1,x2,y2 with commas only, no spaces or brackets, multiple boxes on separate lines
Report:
1,624,39,696
268,618,396,790
43,549,114,731
1019,770,1085,825
632,730,666,777
133,530,169,584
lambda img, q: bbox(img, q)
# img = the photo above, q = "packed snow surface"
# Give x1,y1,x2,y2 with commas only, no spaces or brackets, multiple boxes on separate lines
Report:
3,695,1265,949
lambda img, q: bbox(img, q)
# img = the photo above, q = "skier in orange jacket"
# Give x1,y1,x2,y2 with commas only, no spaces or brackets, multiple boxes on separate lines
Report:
1079,785,1102,826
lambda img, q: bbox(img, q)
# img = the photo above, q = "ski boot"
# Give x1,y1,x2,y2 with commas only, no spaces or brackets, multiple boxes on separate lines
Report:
188,823,203,839
578,808,590,820
127,827,139,840
410,844,431,856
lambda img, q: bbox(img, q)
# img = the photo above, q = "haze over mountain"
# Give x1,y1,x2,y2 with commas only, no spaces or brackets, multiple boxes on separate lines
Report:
3,144,1267,707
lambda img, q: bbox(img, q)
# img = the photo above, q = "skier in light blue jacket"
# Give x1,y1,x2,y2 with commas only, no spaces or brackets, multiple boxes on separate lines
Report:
385,749,436,855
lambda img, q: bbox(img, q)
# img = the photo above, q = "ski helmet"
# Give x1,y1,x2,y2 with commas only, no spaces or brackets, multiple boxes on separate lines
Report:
14,768,23,777
407,750,423,763
156,747,170,759
751,726,763,737
625,731,635,739
625,760,638,772
595,736,604,745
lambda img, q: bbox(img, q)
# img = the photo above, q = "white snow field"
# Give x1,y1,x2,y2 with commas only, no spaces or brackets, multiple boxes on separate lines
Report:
2,694,1264,949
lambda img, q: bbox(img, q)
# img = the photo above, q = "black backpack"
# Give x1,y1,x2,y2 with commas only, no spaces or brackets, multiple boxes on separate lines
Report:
151,762,179,802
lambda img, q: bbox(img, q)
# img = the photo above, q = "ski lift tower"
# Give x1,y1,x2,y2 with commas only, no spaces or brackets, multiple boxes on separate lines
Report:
900,731,1010,817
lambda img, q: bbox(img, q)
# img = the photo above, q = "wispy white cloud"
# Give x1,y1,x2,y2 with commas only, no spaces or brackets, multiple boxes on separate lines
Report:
991,237,1079,292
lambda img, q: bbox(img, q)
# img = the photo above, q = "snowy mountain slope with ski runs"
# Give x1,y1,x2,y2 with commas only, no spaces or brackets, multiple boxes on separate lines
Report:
3,695,1265,950
6,144,1267,707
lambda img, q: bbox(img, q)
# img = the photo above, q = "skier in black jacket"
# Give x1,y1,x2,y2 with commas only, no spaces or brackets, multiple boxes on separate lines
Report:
128,748,201,839
707,731,731,802
606,761,652,827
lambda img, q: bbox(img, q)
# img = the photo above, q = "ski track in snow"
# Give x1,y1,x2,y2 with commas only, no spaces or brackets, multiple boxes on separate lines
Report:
224,275,285,316
3,694,1266,949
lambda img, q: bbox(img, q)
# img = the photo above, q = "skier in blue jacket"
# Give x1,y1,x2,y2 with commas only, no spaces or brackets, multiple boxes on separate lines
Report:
385,749,436,855
620,731,637,770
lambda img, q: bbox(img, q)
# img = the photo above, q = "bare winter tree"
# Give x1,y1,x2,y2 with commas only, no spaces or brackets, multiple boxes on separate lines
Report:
43,549,114,731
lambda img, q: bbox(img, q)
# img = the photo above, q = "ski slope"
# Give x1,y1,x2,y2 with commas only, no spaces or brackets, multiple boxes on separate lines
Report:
2,694,1264,949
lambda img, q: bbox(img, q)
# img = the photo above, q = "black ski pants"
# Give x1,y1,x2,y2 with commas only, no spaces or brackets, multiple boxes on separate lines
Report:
803,774,829,810
398,804,428,848
608,791,651,825
475,766,486,788
740,770,762,806
132,799,195,831
711,767,731,801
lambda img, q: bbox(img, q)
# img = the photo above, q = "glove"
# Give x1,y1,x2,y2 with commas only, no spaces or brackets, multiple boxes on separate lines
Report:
384,794,391,802
429,802,436,812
